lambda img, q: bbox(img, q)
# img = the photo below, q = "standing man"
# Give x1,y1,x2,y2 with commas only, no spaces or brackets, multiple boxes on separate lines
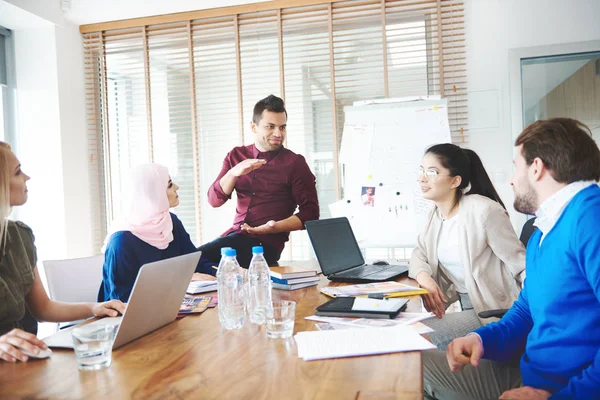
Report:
422,118,600,399
199,94,319,268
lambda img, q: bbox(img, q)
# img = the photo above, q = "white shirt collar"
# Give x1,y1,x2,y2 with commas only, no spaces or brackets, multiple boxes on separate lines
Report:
534,181,596,241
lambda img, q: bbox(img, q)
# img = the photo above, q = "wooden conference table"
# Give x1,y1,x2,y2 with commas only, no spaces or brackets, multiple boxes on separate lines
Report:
0,269,425,400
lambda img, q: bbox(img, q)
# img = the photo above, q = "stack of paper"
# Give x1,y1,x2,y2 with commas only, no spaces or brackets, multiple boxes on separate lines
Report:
319,281,427,298
187,280,217,294
306,312,434,334
294,325,436,361
314,321,432,335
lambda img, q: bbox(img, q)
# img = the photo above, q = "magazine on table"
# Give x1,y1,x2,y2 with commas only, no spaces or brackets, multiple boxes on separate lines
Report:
178,295,212,316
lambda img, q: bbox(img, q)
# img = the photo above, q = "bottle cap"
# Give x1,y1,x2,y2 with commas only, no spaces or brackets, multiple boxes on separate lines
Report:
252,246,264,254
220,247,232,256
225,248,237,257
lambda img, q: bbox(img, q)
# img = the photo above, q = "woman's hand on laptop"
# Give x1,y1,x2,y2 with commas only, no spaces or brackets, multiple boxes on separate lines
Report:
0,328,48,362
92,300,126,318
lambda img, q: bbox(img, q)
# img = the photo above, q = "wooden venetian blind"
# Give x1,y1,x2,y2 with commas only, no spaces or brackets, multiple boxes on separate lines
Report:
82,0,467,257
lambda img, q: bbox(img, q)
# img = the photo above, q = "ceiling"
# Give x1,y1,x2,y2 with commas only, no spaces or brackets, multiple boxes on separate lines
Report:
62,0,273,26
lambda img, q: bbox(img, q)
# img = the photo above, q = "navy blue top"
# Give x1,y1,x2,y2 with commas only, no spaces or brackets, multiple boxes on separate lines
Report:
98,213,216,302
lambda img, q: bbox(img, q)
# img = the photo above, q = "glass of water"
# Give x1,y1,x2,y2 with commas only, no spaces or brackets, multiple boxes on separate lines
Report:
266,300,296,339
71,324,117,371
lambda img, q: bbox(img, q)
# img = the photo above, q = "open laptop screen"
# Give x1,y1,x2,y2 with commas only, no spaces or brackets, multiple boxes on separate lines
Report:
306,218,365,276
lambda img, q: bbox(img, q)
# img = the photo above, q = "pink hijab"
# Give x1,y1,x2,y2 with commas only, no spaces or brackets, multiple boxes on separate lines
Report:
103,163,174,251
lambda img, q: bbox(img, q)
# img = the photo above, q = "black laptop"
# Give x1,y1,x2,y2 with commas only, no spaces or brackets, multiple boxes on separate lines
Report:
305,217,408,283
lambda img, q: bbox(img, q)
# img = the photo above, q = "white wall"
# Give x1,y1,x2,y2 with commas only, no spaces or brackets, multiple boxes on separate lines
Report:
465,0,600,229
65,0,271,25
55,23,92,257
4,0,66,27
0,1,91,261
11,23,67,260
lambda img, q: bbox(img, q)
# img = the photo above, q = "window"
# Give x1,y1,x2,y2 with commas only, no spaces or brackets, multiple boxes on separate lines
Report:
83,0,467,258
521,51,600,142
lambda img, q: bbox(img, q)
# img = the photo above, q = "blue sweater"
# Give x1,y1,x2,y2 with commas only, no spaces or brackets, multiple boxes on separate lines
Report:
98,213,216,302
475,185,600,399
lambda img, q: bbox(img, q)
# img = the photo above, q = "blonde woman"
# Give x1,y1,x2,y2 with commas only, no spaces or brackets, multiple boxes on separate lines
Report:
0,142,124,363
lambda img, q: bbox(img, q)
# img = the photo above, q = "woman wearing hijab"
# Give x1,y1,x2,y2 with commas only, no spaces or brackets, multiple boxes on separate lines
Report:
98,163,215,302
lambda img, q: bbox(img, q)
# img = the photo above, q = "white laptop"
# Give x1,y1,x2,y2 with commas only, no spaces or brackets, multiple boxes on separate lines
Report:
44,251,201,349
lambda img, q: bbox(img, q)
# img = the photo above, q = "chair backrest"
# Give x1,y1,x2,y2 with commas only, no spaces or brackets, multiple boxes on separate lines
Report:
519,217,538,247
42,255,104,303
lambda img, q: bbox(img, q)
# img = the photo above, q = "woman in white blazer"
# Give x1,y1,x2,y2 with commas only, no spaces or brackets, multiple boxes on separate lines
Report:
410,144,525,350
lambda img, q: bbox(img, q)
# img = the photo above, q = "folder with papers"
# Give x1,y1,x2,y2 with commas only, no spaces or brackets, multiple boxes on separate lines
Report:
319,281,427,298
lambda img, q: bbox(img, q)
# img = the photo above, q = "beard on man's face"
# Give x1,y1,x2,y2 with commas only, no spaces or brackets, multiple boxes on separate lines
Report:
513,180,538,215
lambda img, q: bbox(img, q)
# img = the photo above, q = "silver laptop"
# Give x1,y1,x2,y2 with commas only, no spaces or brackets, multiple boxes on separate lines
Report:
44,251,201,349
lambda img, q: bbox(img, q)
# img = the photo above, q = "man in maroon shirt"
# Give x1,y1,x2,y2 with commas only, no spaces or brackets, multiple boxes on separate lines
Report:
198,95,319,269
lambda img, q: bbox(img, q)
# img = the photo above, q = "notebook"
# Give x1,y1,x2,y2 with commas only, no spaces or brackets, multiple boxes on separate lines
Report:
269,266,317,279
44,251,201,349
315,297,409,319
272,281,319,291
305,217,408,283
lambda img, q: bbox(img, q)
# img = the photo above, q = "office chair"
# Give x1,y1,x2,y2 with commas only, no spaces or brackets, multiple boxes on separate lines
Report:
477,217,537,319
42,254,104,329
16,255,103,333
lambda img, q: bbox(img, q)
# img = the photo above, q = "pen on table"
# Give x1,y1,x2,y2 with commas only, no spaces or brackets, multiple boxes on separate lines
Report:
362,290,426,299
212,265,218,270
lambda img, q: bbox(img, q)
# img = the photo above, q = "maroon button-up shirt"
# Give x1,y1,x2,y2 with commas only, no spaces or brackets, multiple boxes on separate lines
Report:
207,144,319,253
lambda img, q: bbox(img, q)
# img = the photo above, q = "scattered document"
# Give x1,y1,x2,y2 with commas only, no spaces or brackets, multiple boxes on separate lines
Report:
393,312,435,325
314,321,433,335
187,280,217,294
319,281,426,298
294,325,436,361
338,124,374,164
307,313,434,334
413,187,434,216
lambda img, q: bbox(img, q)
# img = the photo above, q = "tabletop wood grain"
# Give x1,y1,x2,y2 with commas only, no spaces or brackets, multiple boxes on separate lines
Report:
0,269,425,400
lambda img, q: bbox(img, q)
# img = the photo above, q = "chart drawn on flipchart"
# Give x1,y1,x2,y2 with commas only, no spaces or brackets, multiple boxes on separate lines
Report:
333,100,451,247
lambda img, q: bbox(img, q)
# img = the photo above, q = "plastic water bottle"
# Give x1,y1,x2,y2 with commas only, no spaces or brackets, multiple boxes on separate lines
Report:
216,247,232,272
217,248,246,330
247,246,273,325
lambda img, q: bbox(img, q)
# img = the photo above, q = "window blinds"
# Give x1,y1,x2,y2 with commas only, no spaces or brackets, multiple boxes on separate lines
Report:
82,0,466,257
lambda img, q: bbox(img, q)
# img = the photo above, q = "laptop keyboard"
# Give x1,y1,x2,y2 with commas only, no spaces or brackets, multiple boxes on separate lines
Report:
340,265,395,279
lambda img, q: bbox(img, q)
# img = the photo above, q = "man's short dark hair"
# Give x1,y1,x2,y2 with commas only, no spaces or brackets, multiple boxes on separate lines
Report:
253,94,287,124
515,118,600,183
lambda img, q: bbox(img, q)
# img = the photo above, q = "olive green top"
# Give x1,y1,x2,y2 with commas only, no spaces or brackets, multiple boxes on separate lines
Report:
0,220,37,336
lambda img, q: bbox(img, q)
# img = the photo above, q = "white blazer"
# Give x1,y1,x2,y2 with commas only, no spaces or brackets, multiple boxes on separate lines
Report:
409,194,526,322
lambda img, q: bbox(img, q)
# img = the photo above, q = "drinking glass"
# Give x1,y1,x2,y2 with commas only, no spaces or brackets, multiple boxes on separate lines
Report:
266,300,296,339
71,324,117,371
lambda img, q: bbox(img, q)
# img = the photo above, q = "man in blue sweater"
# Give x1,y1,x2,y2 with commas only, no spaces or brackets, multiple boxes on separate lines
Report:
422,118,600,400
